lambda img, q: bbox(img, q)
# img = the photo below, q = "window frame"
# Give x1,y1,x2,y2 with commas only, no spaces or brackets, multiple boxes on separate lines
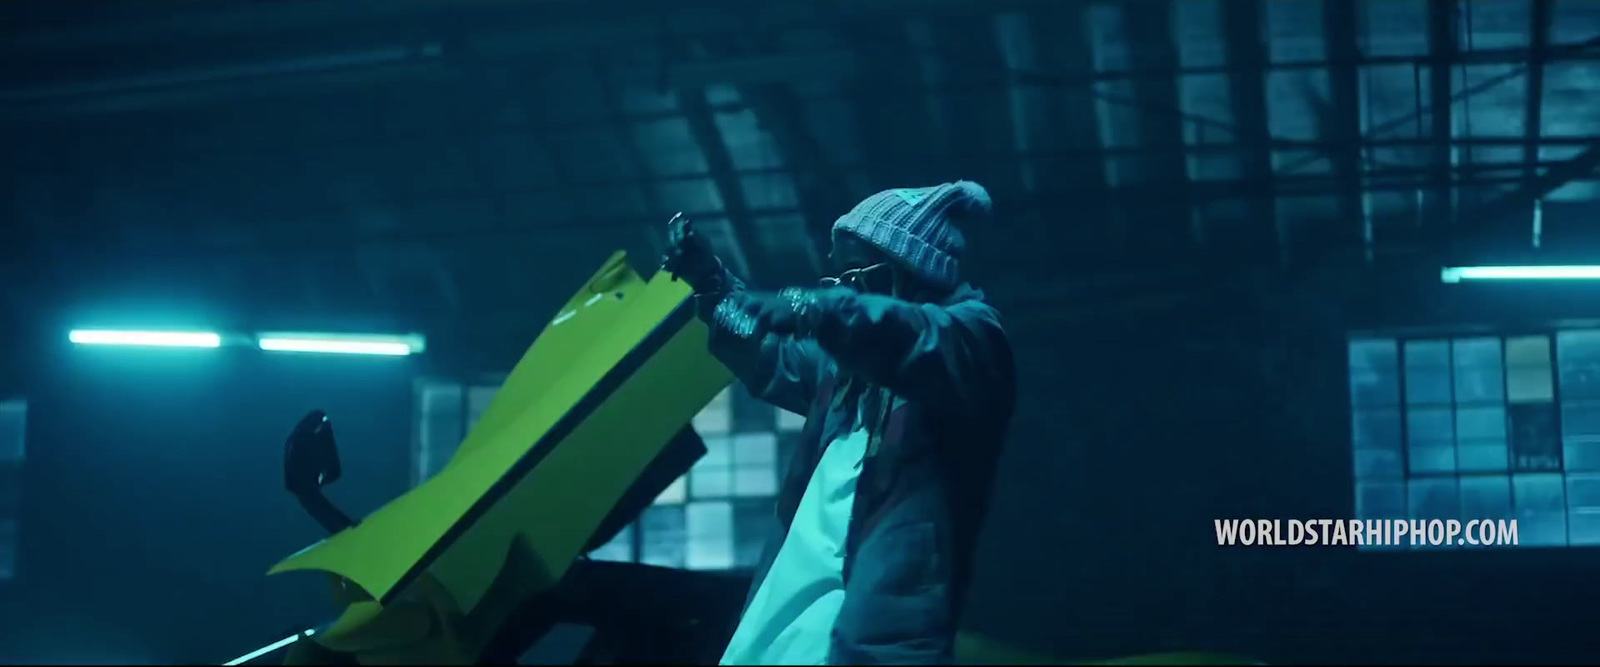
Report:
0,397,27,583
1348,326,1600,549
412,377,793,571
633,386,793,571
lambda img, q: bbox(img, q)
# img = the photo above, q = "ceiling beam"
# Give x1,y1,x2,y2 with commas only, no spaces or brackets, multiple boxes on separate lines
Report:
1450,141,1600,257
1024,3,1113,273
734,80,840,275
1121,1,1193,260
1425,0,1460,232
1219,0,1278,263
676,83,771,287
1320,0,1366,262
588,53,679,275
1522,0,1554,182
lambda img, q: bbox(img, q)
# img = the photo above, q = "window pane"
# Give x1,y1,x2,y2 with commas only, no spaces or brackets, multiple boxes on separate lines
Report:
1408,477,1460,521
416,382,464,484
1348,339,1400,407
685,501,734,570
1456,405,1507,440
777,408,806,432
1556,330,1600,400
1512,473,1567,546
1407,407,1456,474
467,385,498,432
1566,439,1600,472
1452,338,1504,403
1510,403,1562,471
0,400,25,464
1407,407,1454,445
702,435,733,467
1408,447,1456,475
1569,508,1600,546
1352,409,1402,479
1458,442,1509,473
1562,400,1600,471
1567,472,1600,507
1404,341,1452,405
733,468,778,497
640,506,686,567
1356,481,1406,521
1354,448,1402,480
1568,473,1600,546
589,525,634,562
654,476,687,505
1561,401,1600,437
1356,481,1406,550
0,518,13,580
1460,475,1513,521
0,465,18,517
692,387,734,435
1506,336,1554,403
689,466,731,498
1456,405,1508,472
734,433,778,466
1353,409,1401,449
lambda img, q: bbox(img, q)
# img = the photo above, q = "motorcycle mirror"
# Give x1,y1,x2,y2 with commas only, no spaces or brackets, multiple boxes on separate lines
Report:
284,409,341,497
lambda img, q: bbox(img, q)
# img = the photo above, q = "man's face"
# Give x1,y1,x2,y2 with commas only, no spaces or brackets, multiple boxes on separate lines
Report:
827,234,896,295
829,233,881,273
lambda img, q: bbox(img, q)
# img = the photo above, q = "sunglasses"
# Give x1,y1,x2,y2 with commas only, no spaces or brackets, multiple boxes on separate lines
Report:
820,262,892,293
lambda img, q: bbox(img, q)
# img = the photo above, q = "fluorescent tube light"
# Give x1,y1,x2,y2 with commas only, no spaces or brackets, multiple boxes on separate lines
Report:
68,330,222,348
223,628,317,666
1441,266,1600,283
255,332,424,356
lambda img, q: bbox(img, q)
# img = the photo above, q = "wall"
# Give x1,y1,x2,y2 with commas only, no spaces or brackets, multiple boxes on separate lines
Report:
11,264,1600,664
963,268,1600,665
0,344,415,664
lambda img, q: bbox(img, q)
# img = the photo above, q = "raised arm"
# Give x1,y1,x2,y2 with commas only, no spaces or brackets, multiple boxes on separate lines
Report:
694,265,826,417
726,286,1010,415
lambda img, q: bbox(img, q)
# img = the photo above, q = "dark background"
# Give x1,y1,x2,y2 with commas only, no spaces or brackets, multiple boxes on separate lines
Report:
2,0,1599,664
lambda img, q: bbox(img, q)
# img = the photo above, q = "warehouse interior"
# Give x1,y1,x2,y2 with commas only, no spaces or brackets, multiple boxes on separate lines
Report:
2,0,1600,663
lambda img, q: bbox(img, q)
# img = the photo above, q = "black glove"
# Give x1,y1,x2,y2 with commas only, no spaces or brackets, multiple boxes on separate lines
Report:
661,212,725,294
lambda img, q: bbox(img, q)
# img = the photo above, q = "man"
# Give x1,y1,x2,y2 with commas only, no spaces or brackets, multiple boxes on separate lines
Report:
662,180,1017,665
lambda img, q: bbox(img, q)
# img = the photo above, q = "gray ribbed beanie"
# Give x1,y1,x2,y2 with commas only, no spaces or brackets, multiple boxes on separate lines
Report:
830,180,991,289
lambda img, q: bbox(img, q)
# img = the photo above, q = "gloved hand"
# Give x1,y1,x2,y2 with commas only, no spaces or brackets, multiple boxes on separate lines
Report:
661,212,725,294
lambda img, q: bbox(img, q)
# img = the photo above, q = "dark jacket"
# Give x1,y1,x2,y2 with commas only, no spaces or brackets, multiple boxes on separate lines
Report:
699,268,1016,664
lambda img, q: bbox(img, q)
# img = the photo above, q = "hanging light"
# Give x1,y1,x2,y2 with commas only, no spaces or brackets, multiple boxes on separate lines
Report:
255,332,425,356
1440,266,1600,283
67,330,222,348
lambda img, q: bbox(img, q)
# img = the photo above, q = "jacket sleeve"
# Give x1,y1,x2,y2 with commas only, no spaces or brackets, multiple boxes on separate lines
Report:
694,266,826,417
807,288,1009,415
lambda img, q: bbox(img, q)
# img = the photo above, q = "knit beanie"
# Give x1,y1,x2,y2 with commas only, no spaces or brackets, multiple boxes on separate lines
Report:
830,180,991,289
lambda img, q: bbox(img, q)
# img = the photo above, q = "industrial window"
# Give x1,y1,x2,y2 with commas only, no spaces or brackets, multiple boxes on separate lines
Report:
0,399,26,581
593,386,801,571
412,380,797,571
1348,331,1600,549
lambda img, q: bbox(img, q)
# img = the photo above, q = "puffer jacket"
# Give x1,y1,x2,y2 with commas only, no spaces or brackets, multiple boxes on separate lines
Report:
698,267,1016,664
